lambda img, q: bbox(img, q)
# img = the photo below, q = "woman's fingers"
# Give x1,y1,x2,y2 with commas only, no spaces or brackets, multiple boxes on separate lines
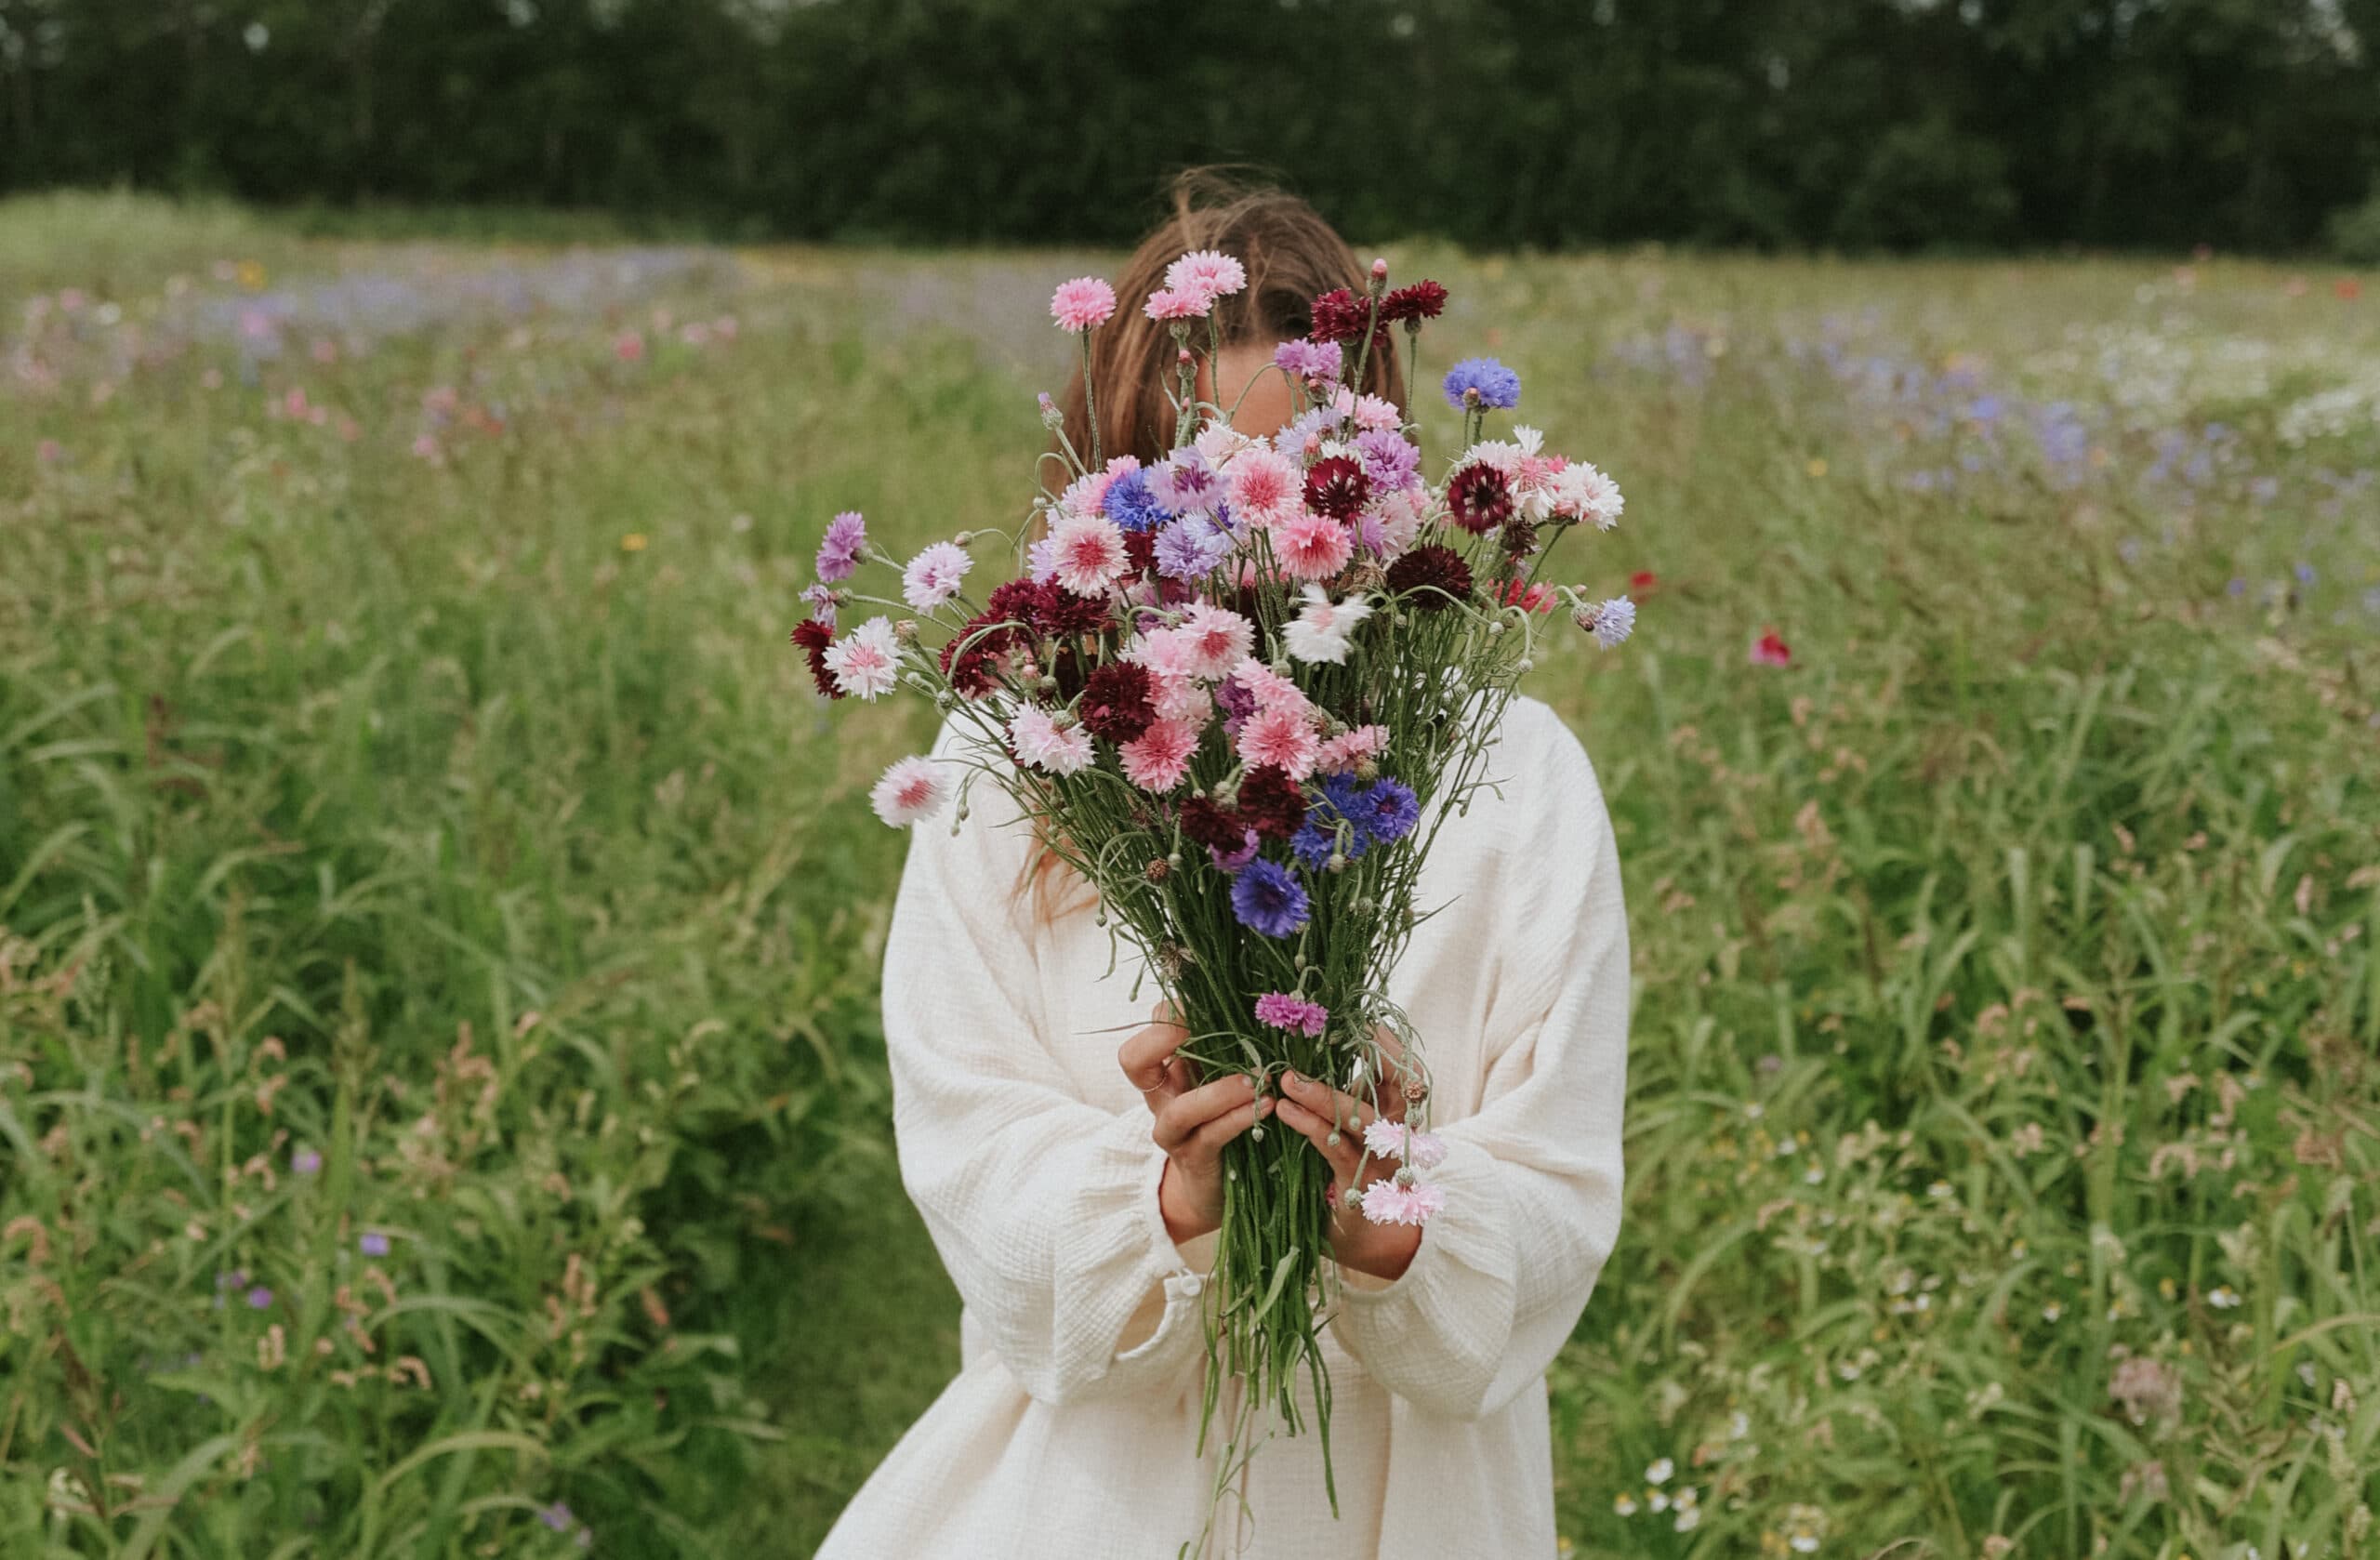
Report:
1277,1067,1382,1138
1117,1001,1190,1108
1152,1072,1263,1153
1272,1094,1365,1187
1183,1092,1272,1159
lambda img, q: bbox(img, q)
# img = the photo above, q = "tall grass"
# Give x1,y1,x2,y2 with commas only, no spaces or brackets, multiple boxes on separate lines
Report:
1,195,2374,1557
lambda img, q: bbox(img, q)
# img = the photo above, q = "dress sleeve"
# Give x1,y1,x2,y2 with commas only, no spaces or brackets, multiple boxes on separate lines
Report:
1326,701,1631,1421
881,727,1210,1405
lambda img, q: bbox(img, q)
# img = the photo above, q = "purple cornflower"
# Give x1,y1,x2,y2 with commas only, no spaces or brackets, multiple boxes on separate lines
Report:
1146,449,1219,517
1230,858,1310,938
292,1147,323,1175
1208,829,1261,874
815,511,867,583
1272,338,1342,382
1253,992,1329,1037
246,1286,273,1310
360,1231,390,1257
539,1502,575,1532
1443,357,1521,411
1354,429,1421,492
1153,518,1233,581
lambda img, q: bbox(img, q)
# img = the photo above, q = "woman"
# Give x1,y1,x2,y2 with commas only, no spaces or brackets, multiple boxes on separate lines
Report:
815,177,1631,1558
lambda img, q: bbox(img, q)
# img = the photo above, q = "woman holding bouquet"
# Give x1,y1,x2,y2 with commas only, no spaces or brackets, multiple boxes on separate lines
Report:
813,176,1632,1558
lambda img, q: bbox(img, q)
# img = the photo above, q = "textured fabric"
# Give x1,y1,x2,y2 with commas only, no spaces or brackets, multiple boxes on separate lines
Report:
814,694,1630,1560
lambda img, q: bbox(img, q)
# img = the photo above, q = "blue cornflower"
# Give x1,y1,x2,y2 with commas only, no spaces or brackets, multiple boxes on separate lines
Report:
1443,357,1521,411
1230,858,1310,938
1359,778,1421,844
1102,468,1170,534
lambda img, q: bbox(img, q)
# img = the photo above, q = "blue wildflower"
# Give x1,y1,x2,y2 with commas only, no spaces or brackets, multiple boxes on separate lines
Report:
1443,356,1521,411
1230,859,1310,938
1153,517,1234,581
1359,778,1421,843
1102,468,1169,534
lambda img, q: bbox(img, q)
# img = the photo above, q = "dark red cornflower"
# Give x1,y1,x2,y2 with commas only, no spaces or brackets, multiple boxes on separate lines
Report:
940,613,1018,698
1629,570,1659,598
1037,585,1113,638
1236,765,1308,840
1179,796,1247,853
789,618,840,699
1123,529,1158,577
1447,462,1514,534
1384,544,1474,610
1500,517,1540,556
1302,456,1371,521
1307,287,1387,350
986,578,1046,627
1380,280,1448,324
1078,661,1156,742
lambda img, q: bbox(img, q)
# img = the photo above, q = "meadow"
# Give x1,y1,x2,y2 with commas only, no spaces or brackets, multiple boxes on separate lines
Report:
2,190,2376,1559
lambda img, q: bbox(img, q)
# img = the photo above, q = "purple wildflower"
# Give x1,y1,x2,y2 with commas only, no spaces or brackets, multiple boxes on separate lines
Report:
1443,357,1521,410
1153,518,1234,581
246,1286,273,1310
360,1231,390,1258
815,510,867,582
1230,858,1310,938
292,1147,323,1175
1272,338,1342,382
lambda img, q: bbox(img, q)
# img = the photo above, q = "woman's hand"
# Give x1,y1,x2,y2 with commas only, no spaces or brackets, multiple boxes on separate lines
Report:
1272,1028,1426,1283
1119,1002,1273,1246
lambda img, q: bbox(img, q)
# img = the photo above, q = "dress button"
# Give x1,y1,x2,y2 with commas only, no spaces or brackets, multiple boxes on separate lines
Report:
1172,1273,1204,1298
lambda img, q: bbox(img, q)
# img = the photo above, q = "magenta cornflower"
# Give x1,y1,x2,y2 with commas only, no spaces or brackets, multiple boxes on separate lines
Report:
1253,992,1329,1037
815,510,867,582
1144,287,1210,322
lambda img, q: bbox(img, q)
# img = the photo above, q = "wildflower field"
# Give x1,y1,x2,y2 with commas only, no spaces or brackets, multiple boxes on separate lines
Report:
3,191,2377,1559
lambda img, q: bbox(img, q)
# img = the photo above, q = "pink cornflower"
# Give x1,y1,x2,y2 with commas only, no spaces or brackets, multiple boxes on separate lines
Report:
1177,603,1255,681
869,756,950,826
1358,1177,1446,1226
1554,460,1624,529
1166,249,1249,304
1144,287,1210,322
1362,1117,1448,1169
1315,723,1388,774
1119,719,1201,791
1151,674,1212,726
1010,708,1095,774
1224,447,1301,529
1051,277,1117,332
1274,512,1355,581
901,541,973,610
1501,579,1555,613
1364,488,1425,558
1253,992,1329,1037
822,616,901,701
1230,655,1306,712
1060,457,1135,519
1329,388,1404,432
1750,628,1792,667
1237,705,1321,780
1047,512,1130,597
614,331,645,363
1131,627,1201,682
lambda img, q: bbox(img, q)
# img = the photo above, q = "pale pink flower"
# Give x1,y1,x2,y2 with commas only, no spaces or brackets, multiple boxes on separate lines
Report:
1119,719,1201,791
1225,447,1301,529
1553,460,1624,529
1051,276,1117,332
1230,655,1306,712
1010,708,1095,774
1329,387,1403,432
1237,705,1321,780
1144,287,1210,322
1274,512,1355,581
823,616,901,701
1131,627,1201,682
901,541,972,610
1060,458,1134,519
1166,249,1248,303
1359,1178,1446,1226
1177,603,1255,681
1316,723,1389,774
1047,511,1130,597
1365,488,1425,558
1196,423,1258,467
1363,1117,1448,1170
1284,584,1373,665
1150,671,1214,726
869,756,949,827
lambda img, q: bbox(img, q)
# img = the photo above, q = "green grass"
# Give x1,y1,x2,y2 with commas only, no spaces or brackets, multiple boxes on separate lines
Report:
2,192,2377,1558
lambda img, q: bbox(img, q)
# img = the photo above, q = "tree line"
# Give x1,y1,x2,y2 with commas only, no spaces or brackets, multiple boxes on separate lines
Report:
5,0,2377,255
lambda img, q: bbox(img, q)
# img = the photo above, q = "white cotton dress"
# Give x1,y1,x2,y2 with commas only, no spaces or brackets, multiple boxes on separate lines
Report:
813,694,1631,1560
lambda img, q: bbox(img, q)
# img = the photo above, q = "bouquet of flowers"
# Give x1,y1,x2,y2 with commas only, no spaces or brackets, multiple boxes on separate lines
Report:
794,252,1634,1551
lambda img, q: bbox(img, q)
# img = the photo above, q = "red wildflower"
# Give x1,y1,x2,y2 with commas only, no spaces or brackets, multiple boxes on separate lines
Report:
790,618,841,699
1629,570,1659,598
1236,765,1308,840
940,613,1019,698
1179,796,1246,853
1302,456,1371,521
1384,544,1473,611
1447,462,1514,534
1308,287,1387,349
1078,661,1157,742
1379,280,1448,324
1750,628,1792,667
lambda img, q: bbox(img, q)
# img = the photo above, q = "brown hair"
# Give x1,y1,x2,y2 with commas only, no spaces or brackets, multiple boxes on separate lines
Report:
1022,172,1396,925
1058,169,1403,468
